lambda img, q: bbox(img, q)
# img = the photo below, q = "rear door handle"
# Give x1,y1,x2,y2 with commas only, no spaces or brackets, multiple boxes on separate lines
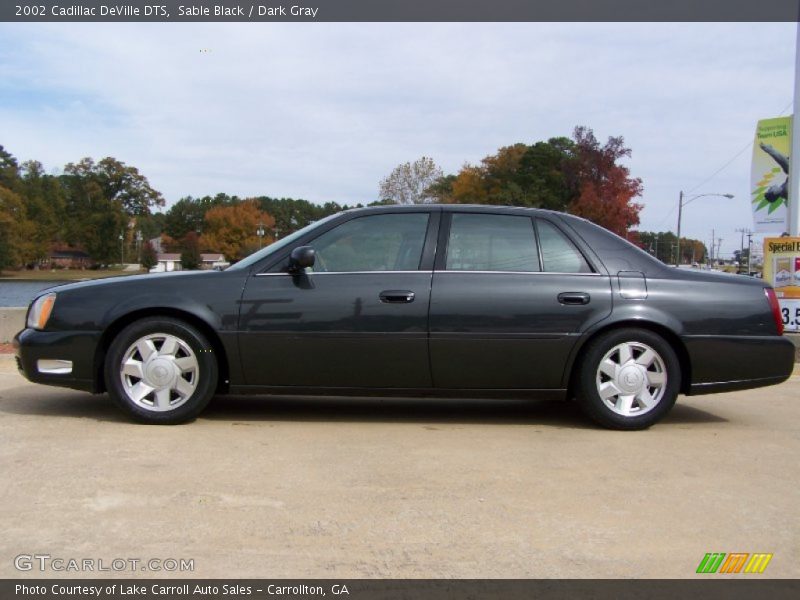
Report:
380,290,415,304
557,292,590,305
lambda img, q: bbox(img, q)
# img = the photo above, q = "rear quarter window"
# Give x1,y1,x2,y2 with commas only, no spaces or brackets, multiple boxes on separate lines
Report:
537,219,593,273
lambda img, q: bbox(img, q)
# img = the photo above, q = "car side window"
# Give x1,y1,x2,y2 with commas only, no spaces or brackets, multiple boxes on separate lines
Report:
309,213,430,272
446,213,540,272
537,219,592,273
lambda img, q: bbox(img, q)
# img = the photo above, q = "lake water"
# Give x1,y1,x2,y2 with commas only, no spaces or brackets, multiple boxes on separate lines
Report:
0,281,68,307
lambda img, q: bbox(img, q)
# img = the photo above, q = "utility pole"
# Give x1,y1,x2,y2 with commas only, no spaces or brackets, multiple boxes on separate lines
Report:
256,221,265,249
710,229,715,266
735,228,752,273
746,231,754,274
675,191,734,266
676,190,683,265
716,237,724,264
789,21,800,236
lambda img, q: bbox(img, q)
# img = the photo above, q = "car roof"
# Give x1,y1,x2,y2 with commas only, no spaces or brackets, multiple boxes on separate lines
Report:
344,203,567,218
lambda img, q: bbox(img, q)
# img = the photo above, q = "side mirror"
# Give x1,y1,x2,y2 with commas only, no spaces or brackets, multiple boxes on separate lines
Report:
288,246,315,272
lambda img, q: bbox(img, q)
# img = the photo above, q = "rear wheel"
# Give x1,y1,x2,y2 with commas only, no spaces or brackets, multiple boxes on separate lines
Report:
104,317,218,424
574,328,680,430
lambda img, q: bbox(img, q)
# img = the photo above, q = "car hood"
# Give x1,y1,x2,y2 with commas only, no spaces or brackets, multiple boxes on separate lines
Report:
36,270,224,297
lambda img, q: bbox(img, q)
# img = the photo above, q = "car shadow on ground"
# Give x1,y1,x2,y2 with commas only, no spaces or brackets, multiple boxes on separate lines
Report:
0,386,728,428
202,395,728,428
203,395,597,428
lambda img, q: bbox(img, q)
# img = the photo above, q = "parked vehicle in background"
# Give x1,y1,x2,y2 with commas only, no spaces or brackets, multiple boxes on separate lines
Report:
14,205,794,429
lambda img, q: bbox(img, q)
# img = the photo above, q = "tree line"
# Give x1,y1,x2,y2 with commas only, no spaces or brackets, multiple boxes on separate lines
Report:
0,143,349,271
0,145,165,270
379,126,644,238
1,126,704,273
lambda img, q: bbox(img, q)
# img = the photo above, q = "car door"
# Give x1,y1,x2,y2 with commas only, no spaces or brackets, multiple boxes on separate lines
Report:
238,210,439,389
429,211,613,390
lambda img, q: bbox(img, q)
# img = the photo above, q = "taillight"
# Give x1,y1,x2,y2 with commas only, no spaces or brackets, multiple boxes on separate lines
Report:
764,287,784,335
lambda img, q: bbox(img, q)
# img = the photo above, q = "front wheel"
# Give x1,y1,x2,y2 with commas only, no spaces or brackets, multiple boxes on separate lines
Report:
104,317,218,424
574,328,680,430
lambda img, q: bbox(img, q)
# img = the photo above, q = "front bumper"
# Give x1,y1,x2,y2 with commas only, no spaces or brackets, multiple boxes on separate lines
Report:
683,334,795,395
13,328,103,393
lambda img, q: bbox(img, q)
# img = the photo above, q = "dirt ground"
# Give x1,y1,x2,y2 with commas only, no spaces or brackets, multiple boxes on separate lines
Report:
0,355,797,579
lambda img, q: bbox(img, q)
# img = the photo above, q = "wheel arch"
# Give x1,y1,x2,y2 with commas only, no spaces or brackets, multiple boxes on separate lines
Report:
93,307,230,395
565,320,691,397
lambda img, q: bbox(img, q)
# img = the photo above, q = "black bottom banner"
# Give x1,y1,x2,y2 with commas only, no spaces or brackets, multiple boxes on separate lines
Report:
3,579,800,600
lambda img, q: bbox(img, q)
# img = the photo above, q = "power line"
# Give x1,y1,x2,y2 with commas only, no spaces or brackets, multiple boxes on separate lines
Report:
652,99,793,230
685,99,793,196
684,141,755,196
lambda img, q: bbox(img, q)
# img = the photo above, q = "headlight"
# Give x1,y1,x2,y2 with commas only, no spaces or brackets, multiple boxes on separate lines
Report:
27,293,57,330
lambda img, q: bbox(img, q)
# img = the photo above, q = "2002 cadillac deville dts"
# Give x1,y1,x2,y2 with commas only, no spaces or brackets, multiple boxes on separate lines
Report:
13,205,795,429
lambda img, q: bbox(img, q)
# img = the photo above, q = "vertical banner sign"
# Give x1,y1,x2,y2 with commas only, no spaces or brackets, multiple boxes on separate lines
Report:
751,117,791,233
763,237,800,331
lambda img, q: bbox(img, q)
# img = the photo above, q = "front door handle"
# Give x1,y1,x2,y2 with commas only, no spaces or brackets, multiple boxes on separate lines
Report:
380,290,415,304
557,292,590,305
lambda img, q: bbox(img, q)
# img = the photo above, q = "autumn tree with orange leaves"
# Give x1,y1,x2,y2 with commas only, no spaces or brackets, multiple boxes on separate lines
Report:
565,126,642,237
428,127,642,237
201,199,275,262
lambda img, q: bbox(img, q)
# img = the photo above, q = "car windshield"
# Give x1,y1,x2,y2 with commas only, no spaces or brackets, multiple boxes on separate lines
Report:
226,213,341,271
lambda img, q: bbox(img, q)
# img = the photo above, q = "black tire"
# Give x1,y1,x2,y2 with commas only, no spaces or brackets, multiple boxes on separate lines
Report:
104,317,218,424
574,328,681,430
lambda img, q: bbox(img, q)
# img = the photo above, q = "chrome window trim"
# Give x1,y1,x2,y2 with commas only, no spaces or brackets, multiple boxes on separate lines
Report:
255,270,432,277
255,270,602,277
435,270,603,277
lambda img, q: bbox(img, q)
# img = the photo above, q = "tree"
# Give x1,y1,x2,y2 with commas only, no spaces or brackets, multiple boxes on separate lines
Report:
165,194,237,240
450,164,490,204
446,140,573,209
443,127,643,236
202,200,275,262
425,174,457,203
140,240,158,270
565,127,643,237
379,156,443,204
63,157,165,216
180,231,201,270
0,145,20,190
60,167,127,264
136,211,166,241
255,197,345,236
58,156,165,263
682,239,707,264
20,160,66,255
165,197,208,240
638,231,706,264
0,186,38,269
159,233,181,253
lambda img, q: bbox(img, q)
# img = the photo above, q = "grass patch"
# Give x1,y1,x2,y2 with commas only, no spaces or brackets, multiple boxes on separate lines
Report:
0,269,144,281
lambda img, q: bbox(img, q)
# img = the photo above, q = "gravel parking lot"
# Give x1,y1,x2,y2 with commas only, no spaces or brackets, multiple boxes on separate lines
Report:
0,355,797,579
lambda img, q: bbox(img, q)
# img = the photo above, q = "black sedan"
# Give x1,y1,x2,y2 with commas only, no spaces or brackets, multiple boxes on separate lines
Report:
13,205,794,429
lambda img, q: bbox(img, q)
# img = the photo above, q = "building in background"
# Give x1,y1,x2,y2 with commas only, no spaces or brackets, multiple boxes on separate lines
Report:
150,253,229,273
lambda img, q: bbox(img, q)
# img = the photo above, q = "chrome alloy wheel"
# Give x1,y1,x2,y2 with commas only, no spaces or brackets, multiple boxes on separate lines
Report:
595,341,667,417
119,333,199,412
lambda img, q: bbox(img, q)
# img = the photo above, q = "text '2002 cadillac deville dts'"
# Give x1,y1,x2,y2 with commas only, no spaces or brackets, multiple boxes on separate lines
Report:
14,205,794,429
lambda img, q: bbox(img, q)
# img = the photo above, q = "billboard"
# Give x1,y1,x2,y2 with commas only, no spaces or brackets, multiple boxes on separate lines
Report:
763,236,800,331
751,117,790,233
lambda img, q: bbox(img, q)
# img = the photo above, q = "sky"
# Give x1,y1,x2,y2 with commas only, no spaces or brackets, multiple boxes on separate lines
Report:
0,22,796,258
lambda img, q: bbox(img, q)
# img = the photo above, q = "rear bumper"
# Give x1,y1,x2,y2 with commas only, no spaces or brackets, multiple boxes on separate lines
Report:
683,334,794,396
13,328,102,393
